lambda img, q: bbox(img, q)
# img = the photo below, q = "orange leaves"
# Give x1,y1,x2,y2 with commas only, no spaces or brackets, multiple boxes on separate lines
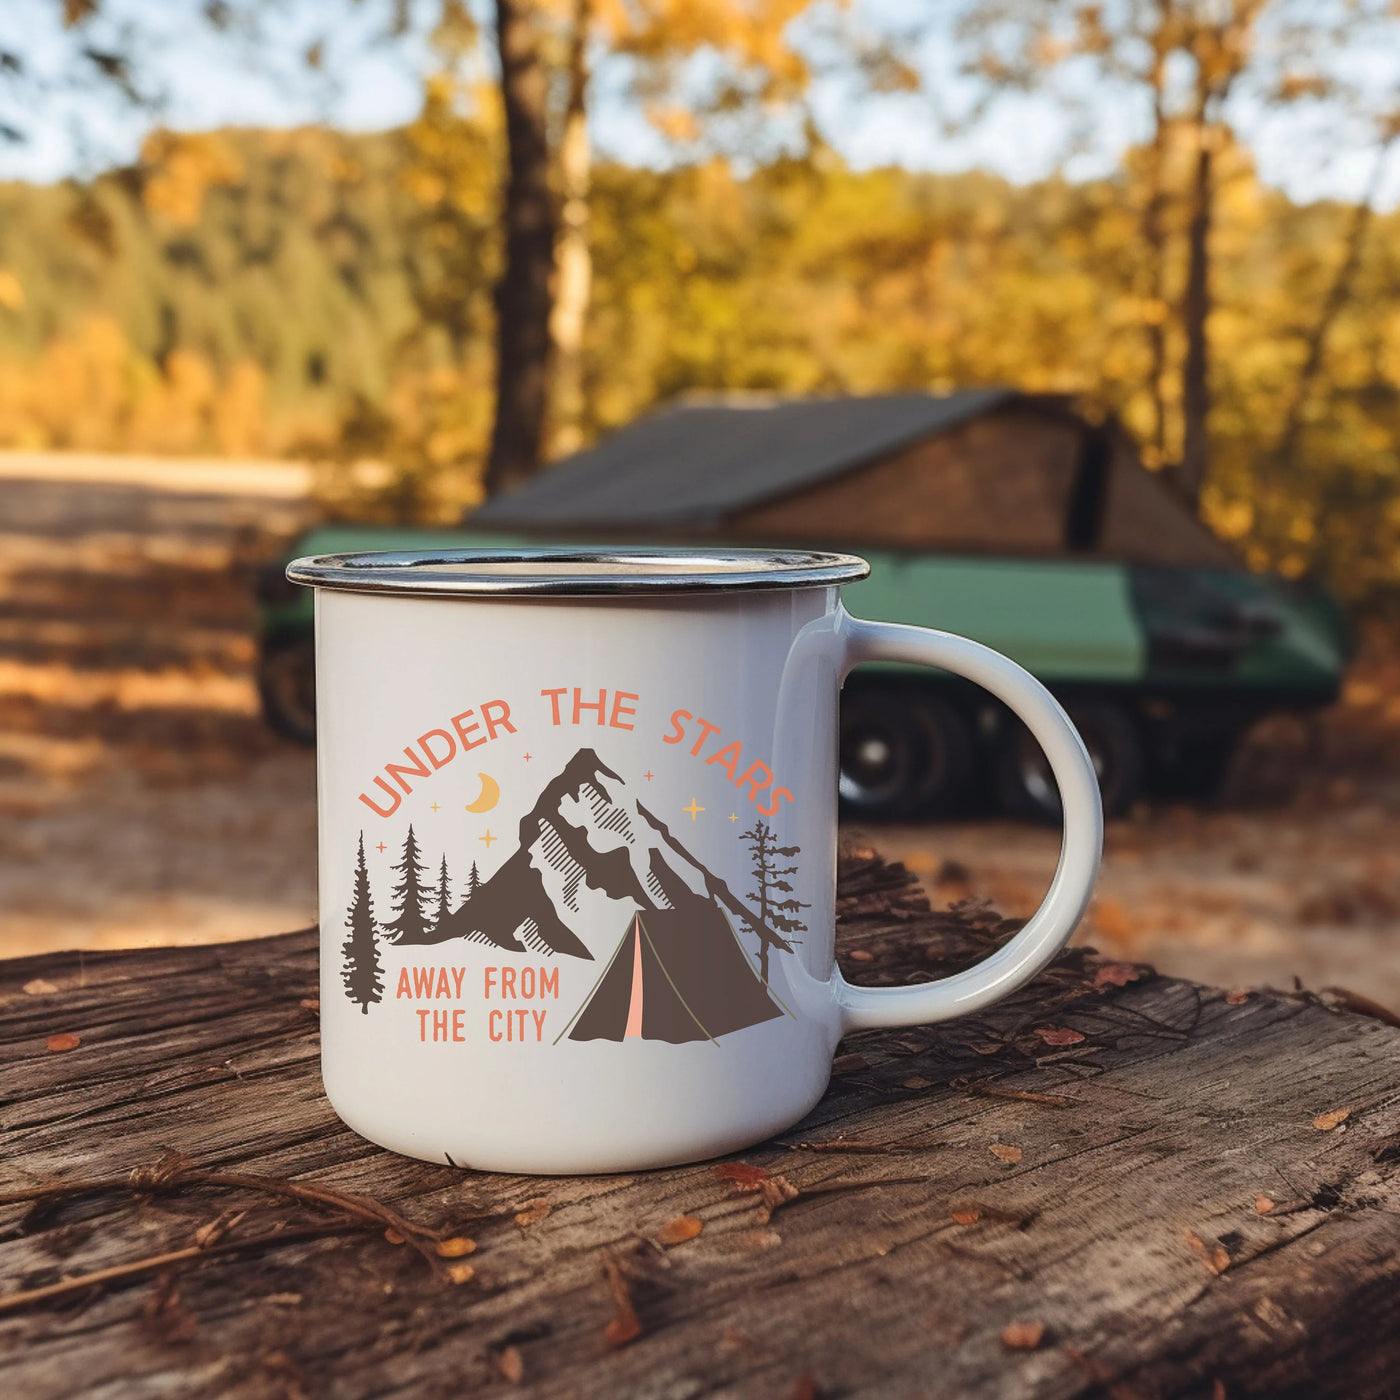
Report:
989,1144,1023,1164
1001,1320,1046,1350
654,1216,703,1246
514,1197,552,1226
1092,961,1145,989
602,1257,642,1349
1313,1107,1351,1131
45,1033,80,1053
714,1162,799,1222
434,1236,476,1258
1033,1025,1085,1046
1185,1230,1230,1276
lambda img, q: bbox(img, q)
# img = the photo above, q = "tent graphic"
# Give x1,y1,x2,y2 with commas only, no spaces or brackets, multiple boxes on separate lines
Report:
556,906,788,1045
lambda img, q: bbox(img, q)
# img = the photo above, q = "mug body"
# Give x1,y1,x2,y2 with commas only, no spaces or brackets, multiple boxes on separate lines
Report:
311,564,853,1173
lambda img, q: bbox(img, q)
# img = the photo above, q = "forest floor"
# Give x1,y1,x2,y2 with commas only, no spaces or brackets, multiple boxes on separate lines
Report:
3,453,1398,1011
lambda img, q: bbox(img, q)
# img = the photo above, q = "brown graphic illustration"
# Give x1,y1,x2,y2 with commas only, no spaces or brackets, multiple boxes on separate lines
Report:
342,832,384,1013
342,748,802,1041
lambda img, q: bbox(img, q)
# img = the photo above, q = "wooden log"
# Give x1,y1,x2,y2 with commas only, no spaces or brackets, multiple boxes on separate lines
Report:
1,848,1397,1399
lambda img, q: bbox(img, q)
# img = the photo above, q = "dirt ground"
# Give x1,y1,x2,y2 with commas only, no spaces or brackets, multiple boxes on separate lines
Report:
4,454,1399,1011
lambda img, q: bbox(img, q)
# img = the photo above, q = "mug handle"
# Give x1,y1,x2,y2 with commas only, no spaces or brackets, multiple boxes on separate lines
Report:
834,612,1104,1034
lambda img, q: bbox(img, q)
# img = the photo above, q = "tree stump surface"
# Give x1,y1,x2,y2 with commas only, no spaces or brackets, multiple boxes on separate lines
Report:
2,848,1398,1400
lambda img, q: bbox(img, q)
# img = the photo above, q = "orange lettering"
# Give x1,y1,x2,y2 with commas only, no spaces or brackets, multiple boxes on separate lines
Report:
573,688,606,725
386,745,431,795
540,967,559,998
734,760,774,801
396,967,413,999
541,688,568,724
757,786,795,818
488,1010,503,1042
451,708,486,752
482,699,516,738
706,740,742,781
689,718,722,756
419,728,457,769
663,709,692,744
359,777,401,818
610,691,638,729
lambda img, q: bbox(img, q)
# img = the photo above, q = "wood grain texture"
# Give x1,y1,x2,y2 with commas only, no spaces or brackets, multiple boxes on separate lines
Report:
2,849,1397,1400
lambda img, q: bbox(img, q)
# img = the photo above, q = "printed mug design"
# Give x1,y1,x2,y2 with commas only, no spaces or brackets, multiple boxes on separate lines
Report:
339,746,809,1046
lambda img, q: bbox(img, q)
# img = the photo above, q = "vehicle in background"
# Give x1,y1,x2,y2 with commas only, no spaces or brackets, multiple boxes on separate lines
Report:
258,390,1351,820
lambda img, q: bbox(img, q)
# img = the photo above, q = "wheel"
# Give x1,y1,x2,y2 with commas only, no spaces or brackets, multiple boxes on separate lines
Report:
1152,731,1241,801
994,701,1143,822
839,690,973,820
257,636,317,745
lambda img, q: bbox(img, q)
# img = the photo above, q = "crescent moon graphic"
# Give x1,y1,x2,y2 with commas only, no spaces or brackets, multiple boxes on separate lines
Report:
464,772,500,814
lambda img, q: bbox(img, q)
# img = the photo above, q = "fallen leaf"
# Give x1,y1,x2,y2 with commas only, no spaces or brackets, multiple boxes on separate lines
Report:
434,1236,476,1258
714,1162,771,1188
655,1215,703,1246
1034,1025,1085,1046
902,1076,932,1089
846,948,874,963
45,1033,80,1053
264,1293,302,1307
1185,1230,1230,1276
299,998,320,1012
1254,1194,1275,1215
1225,989,1250,1005
989,1144,1022,1164
445,1262,476,1285
22,978,58,996
832,1053,869,1075
383,1227,406,1245
514,1197,552,1226
1001,1320,1046,1350
602,1258,641,1348
1313,1107,1351,1131
1092,962,1143,989
495,1345,524,1384
790,1375,821,1400
951,1208,982,1225
972,1041,1005,1056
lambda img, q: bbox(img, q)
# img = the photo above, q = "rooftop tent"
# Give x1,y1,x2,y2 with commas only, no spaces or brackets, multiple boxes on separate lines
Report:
559,909,785,1046
472,391,1237,568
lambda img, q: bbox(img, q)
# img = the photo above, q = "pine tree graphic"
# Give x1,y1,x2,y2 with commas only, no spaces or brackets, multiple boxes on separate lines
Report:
342,832,384,1013
383,824,433,943
739,821,809,988
466,860,481,898
432,853,452,931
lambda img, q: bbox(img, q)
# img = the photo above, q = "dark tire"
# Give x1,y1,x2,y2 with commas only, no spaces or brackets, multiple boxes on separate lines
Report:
1152,731,1241,801
994,701,1143,822
839,690,973,820
257,636,317,745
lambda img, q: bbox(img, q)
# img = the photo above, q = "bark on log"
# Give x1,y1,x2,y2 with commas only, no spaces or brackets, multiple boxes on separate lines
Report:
1,848,1397,1399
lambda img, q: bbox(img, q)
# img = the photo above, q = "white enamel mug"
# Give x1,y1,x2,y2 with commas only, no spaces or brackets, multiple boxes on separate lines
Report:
287,547,1102,1174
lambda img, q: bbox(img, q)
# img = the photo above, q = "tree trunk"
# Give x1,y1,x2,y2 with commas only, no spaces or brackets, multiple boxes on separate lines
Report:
1276,129,1398,475
1176,108,1214,509
1141,15,1172,467
548,0,592,459
485,0,556,497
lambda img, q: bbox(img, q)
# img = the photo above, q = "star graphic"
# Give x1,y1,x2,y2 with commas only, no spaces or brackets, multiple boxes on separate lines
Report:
728,812,738,823
429,802,441,814
479,829,497,848
682,798,705,821
643,770,654,782
524,753,532,762
375,841,387,853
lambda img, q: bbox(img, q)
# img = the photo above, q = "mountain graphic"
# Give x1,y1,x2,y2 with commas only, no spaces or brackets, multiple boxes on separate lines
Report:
391,748,795,1042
